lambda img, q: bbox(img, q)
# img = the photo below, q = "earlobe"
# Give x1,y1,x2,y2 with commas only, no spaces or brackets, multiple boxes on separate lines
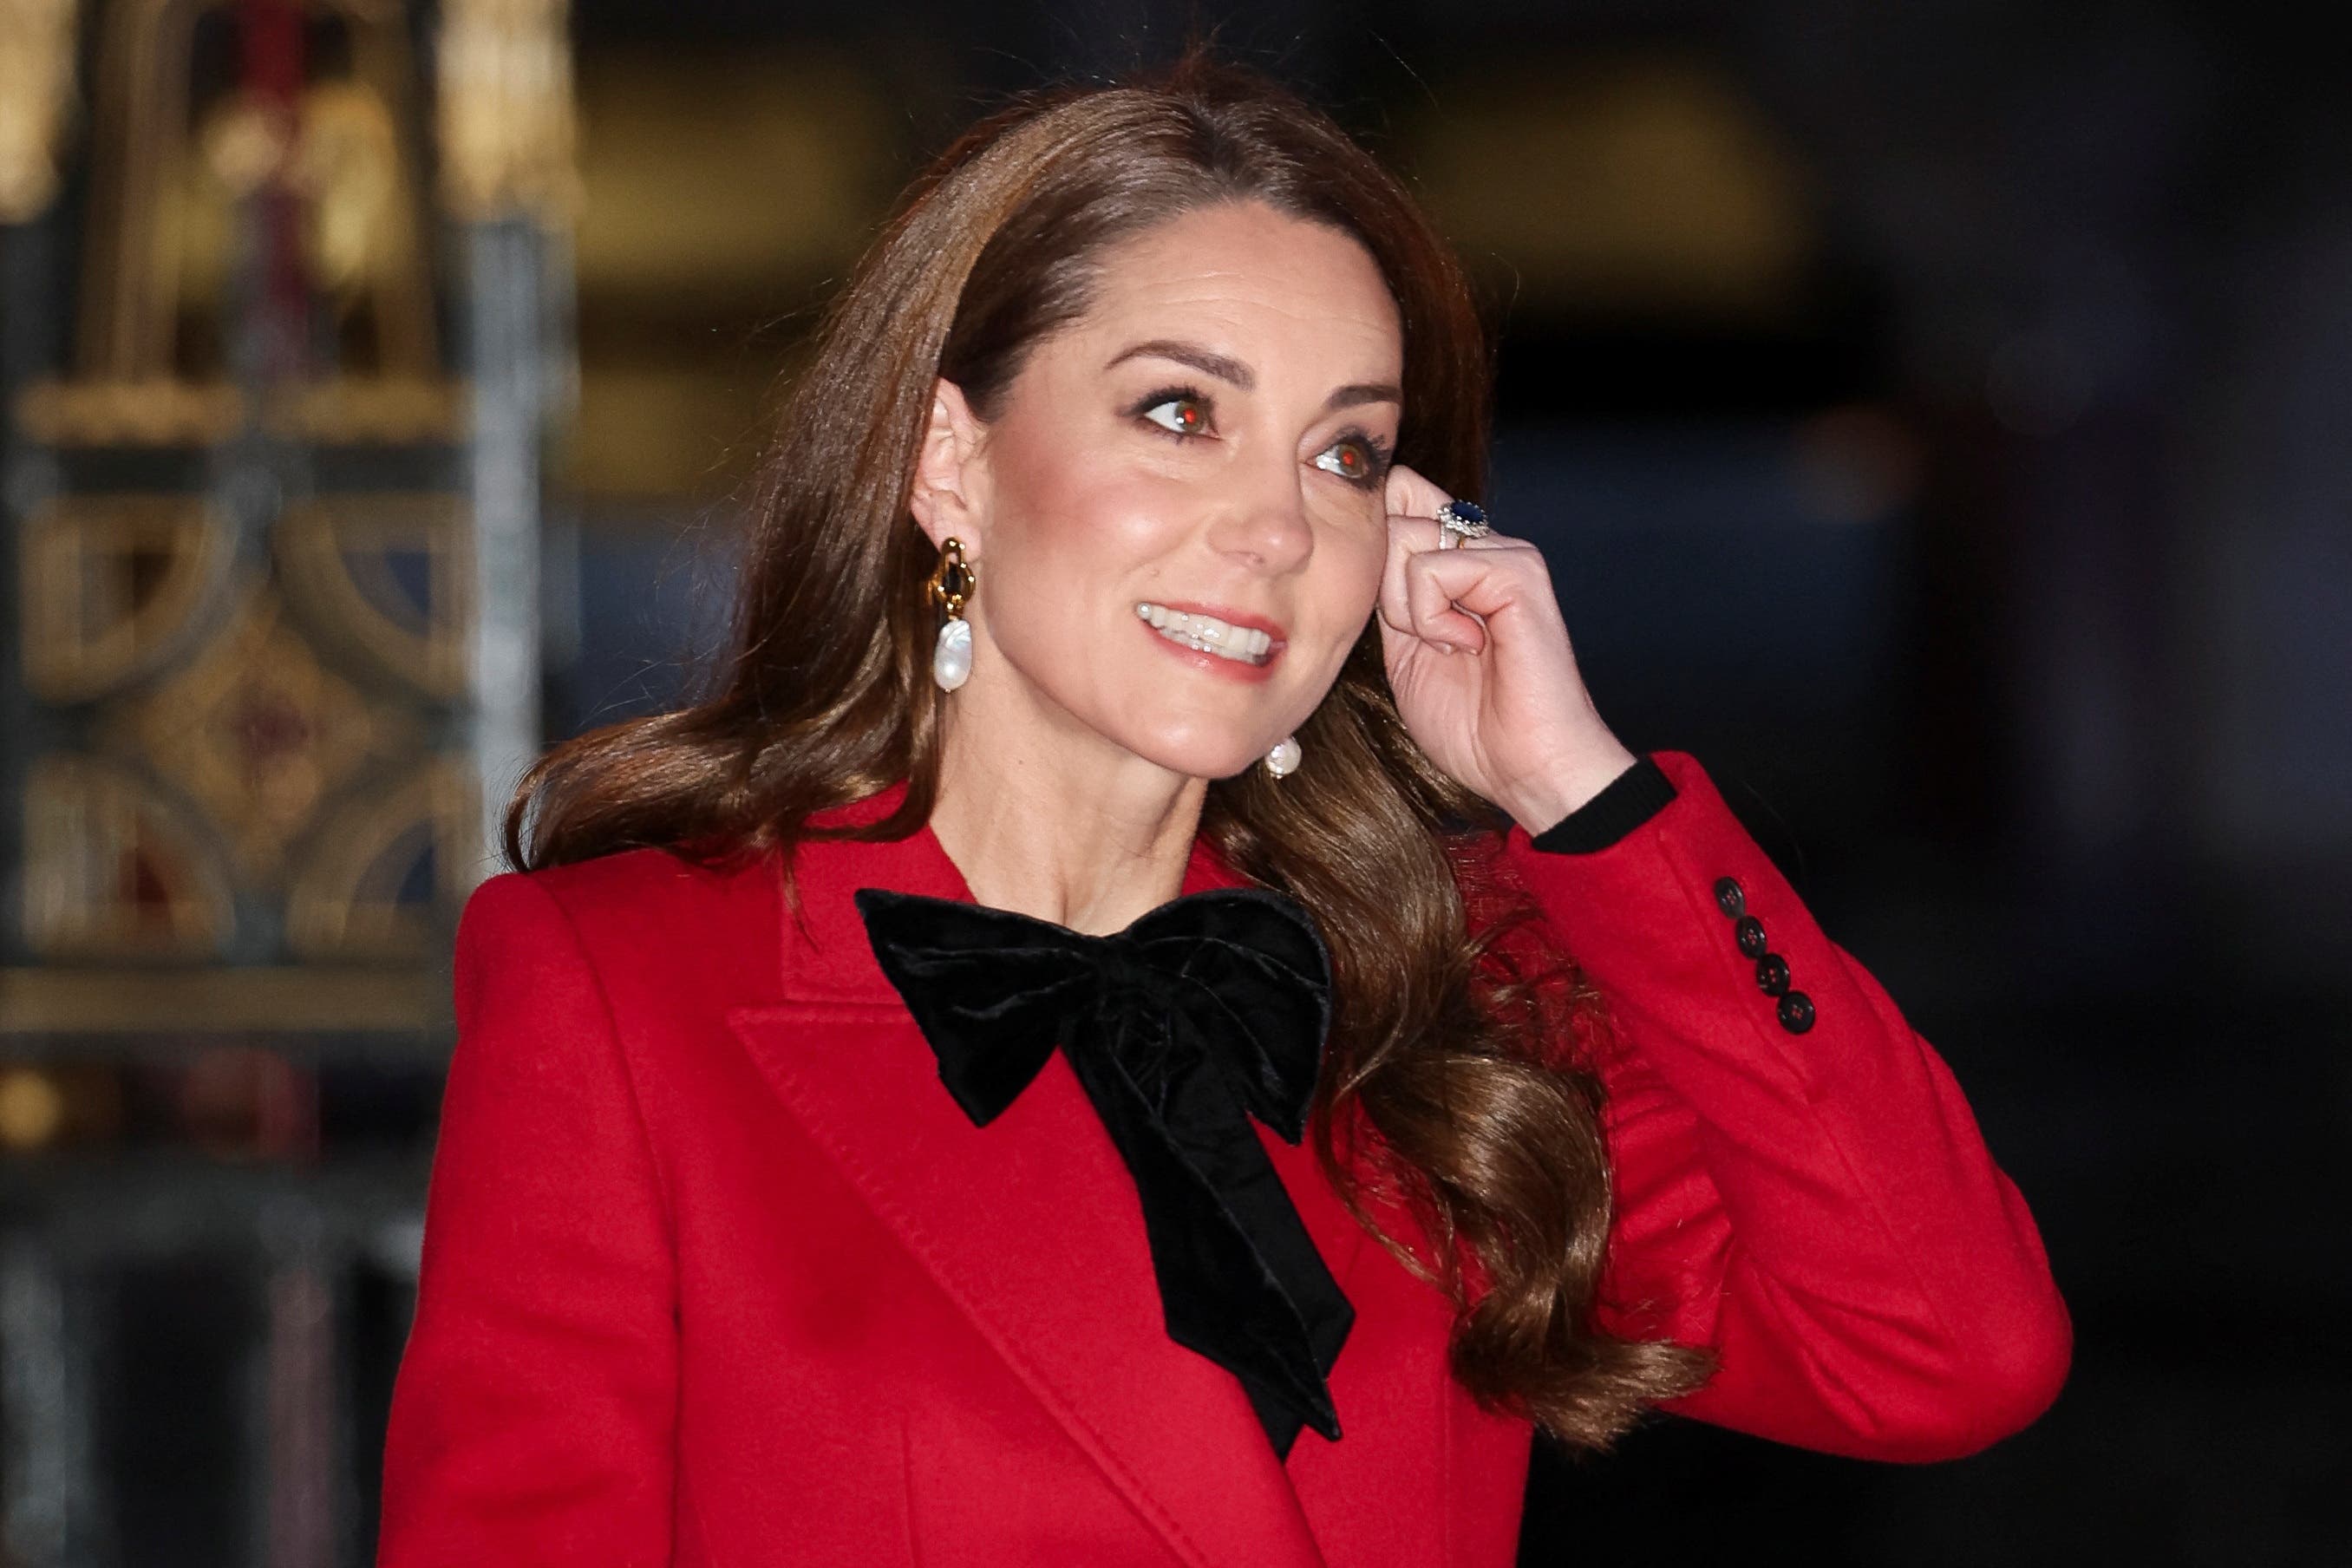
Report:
910,378,988,550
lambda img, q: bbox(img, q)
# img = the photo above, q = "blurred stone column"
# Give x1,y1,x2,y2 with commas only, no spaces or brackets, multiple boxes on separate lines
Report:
463,212,548,875
1,1238,101,1568
440,0,581,874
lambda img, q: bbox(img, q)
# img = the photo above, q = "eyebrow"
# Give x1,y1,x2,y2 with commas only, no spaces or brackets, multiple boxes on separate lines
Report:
1324,380,1405,414
1105,338,1402,415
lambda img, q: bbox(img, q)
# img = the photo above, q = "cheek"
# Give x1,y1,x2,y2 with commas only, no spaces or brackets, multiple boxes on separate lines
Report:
1304,511,1388,628
988,487,1182,633
984,428,1195,600
1036,470,1187,559
974,453,1195,689
1338,523,1388,602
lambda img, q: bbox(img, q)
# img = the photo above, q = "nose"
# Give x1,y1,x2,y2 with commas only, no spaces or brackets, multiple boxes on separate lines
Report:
1205,449,1314,574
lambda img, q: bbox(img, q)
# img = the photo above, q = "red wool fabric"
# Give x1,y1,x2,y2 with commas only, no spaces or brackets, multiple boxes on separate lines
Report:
378,750,2070,1567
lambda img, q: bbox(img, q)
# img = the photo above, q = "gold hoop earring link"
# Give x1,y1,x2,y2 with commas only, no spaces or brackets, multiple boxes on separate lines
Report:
928,538,975,691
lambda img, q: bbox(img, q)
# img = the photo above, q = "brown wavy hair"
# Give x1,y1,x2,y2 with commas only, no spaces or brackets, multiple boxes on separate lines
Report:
507,52,1710,1447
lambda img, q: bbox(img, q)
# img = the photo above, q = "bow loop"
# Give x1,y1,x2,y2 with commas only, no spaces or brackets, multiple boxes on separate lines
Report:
1130,898,1333,1142
852,884,1354,1457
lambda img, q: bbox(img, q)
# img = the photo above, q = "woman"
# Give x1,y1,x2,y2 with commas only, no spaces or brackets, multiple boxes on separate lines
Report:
379,55,2070,1567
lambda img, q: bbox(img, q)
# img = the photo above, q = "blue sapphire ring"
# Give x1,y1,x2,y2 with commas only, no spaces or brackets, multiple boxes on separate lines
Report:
1434,499,1493,548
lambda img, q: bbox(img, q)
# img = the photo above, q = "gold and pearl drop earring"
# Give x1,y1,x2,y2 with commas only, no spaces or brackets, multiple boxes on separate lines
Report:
928,537,975,692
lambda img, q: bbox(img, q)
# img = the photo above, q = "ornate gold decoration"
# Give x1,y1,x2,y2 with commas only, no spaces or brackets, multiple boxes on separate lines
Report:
0,0,80,222
17,0,461,447
288,79,421,336
435,0,580,225
12,377,247,444
264,374,465,442
0,966,452,1032
12,375,467,446
275,494,469,697
81,0,445,382
20,493,236,700
22,754,236,958
286,761,474,959
103,587,407,880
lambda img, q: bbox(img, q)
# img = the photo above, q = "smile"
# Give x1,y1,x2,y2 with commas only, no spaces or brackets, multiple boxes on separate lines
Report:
1134,603,1277,665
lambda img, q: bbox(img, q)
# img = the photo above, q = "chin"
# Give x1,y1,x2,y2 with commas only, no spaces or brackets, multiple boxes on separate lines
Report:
1121,730,1268,783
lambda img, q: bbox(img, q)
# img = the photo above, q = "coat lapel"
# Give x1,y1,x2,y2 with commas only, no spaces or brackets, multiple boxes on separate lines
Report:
727,782,1364,1568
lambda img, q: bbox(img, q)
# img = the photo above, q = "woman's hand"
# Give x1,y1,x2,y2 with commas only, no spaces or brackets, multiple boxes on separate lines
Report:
1375,463,1638,833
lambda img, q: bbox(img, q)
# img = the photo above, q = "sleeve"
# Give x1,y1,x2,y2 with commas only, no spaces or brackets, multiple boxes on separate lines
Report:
1527,752,1679,852
378,872,679,1565
1500,750,2071,1461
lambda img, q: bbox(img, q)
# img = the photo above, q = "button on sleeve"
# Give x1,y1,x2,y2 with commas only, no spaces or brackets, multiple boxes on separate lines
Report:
1735,915,1768,960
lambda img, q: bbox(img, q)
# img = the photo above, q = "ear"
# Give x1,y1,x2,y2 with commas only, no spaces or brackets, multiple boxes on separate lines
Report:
908,378,990,553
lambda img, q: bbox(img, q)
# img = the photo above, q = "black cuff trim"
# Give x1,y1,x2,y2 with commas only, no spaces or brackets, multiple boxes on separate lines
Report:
1528,755,1678,853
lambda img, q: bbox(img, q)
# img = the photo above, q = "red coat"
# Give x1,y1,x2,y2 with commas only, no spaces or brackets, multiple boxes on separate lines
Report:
377,750,2069,1567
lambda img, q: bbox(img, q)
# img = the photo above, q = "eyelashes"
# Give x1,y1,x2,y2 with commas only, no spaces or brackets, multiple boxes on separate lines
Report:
1132,385,1212,439
1126,384,1394,490
1313,432,1394,487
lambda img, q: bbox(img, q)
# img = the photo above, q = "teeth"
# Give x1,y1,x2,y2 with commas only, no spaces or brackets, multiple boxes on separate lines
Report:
1134,602,1275,663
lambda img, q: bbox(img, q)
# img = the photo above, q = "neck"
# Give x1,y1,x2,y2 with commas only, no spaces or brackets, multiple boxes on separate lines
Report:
928,686,1209,938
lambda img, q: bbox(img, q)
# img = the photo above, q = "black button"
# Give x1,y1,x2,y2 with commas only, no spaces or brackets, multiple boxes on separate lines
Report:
1754,953,1790,996
1777,991,1816,1034
1735,915,1767,959
1713,878,1745,918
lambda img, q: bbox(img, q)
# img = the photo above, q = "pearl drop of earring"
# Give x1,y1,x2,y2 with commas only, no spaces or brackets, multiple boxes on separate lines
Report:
932,617,971,691
1264,735,1302,778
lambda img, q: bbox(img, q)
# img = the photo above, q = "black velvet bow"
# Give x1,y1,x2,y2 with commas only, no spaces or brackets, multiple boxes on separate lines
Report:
852,884,1354,1457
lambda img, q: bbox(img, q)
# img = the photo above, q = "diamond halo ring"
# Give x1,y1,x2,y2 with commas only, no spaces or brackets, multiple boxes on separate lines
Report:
1434,499,1493,549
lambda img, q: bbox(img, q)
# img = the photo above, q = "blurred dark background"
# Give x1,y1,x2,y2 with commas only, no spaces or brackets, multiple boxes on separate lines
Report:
3,1,2347,1563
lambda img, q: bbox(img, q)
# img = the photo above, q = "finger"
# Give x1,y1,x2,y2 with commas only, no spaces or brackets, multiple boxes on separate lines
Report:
1405,551,1489,652
1403,537,1551,648
1373,517,1429,634
1378,513,1447,634
1383,461,1454,521
1388,512,1445,550
1392,511,1525,561
1382,512,1525,634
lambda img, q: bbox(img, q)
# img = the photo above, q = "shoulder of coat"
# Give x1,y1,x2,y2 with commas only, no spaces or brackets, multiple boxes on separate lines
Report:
506,845,782,988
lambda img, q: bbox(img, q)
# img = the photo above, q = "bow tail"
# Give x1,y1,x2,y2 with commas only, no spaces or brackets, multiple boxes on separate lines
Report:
1066,1048,1354,1457
1173,1115,1356,1455
1217,1142,1356,1382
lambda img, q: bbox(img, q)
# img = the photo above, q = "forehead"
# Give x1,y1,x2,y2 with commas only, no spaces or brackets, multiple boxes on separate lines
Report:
1073,201,1402,373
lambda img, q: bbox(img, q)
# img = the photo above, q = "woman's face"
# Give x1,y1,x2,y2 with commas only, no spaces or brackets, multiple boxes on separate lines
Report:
920,199,1404,784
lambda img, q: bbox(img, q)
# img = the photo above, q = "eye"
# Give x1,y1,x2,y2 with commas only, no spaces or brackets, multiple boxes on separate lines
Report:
1312,431,1392,489
1137,390,1213,439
